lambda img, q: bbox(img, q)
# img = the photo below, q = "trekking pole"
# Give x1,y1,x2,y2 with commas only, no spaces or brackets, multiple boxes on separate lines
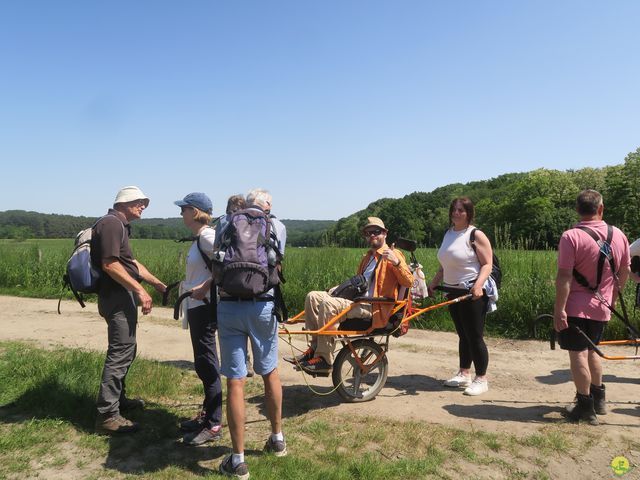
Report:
162,281,180,306
173,291,210,320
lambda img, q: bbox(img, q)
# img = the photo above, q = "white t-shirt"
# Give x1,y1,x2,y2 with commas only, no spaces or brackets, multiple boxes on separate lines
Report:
437,227,480,286
184,226,215,309
630,237,640,258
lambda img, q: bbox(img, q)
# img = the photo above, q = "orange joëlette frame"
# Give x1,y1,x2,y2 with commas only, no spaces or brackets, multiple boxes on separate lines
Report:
279,293,472,337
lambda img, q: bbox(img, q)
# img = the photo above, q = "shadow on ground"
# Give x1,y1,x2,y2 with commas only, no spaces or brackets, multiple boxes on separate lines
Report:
384,374,445,395
0,377,231,476
442,403,561,424
249,383,343,419
536,369,640,386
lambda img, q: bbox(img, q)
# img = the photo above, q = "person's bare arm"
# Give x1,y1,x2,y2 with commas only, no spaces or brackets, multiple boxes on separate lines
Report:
134,260,167,293
554,268,572,332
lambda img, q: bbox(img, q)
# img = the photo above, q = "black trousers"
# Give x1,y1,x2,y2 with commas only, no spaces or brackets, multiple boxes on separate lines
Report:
187,304,222,428
448,295,489,376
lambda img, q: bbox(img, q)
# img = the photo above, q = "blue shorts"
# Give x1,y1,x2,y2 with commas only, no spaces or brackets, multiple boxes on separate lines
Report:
217,300,279,379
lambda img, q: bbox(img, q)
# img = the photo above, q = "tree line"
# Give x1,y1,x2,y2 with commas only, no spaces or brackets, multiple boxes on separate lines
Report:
0,210,335,246
1,147,638,249
322,147,640,249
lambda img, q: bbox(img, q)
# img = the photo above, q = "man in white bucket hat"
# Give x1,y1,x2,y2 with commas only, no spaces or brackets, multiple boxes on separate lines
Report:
92,186,166,434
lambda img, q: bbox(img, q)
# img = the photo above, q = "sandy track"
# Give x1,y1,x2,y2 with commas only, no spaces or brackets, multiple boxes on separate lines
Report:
3,295,640,440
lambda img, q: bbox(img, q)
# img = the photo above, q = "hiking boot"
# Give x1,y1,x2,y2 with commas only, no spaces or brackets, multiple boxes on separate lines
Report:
463,378,489,396
443,371,472,388
591,383,606,415
299,356,332,374
119,397,145,411
564,393,598,425
283,347,314,365
95,413,139,435
180,410,206,432
219,454,250,479
183,425,223,446
264,436,288,457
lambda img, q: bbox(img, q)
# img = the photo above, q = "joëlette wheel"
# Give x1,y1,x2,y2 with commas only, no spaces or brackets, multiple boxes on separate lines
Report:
332,338,388,403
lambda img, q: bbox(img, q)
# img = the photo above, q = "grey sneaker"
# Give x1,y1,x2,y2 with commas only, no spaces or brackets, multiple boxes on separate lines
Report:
219,455,249,479
179,410,205,432
264,436,287,457
183,425,223,446
95,413,139,435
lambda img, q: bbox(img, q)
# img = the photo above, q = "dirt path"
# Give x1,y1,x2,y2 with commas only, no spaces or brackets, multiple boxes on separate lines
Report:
2,295,640,478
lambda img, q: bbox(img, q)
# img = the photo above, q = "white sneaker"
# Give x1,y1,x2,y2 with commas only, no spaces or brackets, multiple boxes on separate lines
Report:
443,372,472,388
463,378,489,396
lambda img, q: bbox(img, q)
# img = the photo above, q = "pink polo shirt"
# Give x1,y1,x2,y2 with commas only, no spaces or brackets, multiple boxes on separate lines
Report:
557,220,630,321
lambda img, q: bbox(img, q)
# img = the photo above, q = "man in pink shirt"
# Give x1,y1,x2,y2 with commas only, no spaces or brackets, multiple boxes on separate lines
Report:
554,190,630,425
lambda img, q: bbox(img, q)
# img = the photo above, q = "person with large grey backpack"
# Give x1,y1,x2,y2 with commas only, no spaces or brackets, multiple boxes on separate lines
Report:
92,186,167,435
214,188,288,479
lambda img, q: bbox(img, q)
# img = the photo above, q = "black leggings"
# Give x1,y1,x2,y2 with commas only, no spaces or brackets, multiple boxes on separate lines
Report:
448,295,489,376
187,304,222,428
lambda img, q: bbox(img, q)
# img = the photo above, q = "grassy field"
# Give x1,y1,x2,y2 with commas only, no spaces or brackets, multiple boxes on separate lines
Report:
0,341,623,480
0,239,638,340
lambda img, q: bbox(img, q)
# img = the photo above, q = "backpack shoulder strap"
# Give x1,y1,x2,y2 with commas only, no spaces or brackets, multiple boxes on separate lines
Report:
469,227,478,252
572,224,615,291
195,227,214,271
93,213,126,243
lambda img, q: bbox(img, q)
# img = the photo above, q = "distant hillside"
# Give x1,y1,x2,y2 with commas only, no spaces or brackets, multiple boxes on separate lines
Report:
324,147,640,249
0,210,335,246
279,219,336,247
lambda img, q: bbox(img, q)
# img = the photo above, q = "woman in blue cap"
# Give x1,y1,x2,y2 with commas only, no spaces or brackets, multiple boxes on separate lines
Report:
174,192,223,446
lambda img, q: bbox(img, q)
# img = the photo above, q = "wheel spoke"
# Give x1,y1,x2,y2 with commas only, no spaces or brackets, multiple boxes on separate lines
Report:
351,368,363,396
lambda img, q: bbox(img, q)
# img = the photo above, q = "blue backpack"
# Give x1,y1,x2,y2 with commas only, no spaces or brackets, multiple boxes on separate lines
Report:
58,215,124,312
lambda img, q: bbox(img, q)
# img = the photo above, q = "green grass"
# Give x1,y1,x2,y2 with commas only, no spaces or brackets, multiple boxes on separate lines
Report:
0,239,638,339
0,341,613,480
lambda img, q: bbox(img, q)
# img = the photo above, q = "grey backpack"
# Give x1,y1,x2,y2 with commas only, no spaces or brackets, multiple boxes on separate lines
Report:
213,208,281,298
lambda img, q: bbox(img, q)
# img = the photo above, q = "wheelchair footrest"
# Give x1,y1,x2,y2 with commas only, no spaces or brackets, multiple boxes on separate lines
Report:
293,365,331,377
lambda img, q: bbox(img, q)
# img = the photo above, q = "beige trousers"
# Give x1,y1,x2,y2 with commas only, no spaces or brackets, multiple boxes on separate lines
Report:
304,291,372,364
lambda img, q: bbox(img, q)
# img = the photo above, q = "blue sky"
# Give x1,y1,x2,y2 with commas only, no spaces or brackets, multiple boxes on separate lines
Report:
1,1,638,220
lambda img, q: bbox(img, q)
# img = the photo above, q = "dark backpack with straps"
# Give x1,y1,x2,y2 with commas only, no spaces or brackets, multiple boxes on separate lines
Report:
571,224,615,291
213,208,282,298
470,228,502,289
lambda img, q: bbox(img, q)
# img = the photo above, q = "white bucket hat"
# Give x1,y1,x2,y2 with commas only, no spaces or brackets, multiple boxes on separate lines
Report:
114,186,149,207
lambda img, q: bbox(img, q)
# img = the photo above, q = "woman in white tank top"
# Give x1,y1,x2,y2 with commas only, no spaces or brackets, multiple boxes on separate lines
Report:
428,197,494,396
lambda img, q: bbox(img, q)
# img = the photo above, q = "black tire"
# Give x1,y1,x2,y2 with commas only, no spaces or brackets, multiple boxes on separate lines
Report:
332,338,388,403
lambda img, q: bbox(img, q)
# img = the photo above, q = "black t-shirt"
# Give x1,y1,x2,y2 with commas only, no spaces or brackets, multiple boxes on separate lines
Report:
90,209,140,292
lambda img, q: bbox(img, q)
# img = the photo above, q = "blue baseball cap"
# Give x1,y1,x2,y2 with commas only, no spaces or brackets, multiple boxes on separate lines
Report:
174,192,213,214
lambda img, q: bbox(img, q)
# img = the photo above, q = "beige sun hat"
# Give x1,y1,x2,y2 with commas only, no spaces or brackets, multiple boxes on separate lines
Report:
114,186,149,207
361,216,387,232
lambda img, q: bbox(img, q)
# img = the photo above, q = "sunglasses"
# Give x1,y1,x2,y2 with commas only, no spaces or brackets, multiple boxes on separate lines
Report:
180,206,193,213
364,229,383,237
